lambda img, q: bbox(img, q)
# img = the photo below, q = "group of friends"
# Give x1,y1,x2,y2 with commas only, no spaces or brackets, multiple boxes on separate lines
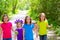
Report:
0,13,51,40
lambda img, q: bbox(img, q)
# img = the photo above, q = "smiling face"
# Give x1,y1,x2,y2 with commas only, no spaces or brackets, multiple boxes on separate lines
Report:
16,22,22,28
3,16,9,22
40,15,45,21
25,16,31,24
26,17,31,24
39,13,46,21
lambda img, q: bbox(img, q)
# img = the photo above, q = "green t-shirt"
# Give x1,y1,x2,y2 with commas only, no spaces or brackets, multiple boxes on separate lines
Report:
37,20,48,35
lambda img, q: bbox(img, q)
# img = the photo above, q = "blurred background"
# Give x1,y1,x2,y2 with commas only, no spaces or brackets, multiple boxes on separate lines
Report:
0,0,60,40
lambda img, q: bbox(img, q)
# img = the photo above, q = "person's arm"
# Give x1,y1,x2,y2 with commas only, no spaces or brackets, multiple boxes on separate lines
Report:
33,24,39,37
23,26,25,40
45,20,52,28
10,22,15,32
35,26,39,37
23,29,25,40
12,27,15,32
0,27,2,40
14,31,18,40
48,24,52,28
35,30,39,38
11,25,15,32
46,21,52,28
14,34,17,40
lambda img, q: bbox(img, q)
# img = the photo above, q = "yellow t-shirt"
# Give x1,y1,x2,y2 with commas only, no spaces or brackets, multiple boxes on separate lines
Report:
37,20,48,35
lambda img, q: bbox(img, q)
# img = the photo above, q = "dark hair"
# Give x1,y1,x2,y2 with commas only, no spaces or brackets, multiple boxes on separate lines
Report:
2,14,9,22
39,13,46,22
25,16,32,24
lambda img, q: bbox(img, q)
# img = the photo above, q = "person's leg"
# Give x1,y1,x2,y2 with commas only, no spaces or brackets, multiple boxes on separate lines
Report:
7,38,12,40
3,38,7,40
43,35,47,40
23,38,33,40
40,35,43,40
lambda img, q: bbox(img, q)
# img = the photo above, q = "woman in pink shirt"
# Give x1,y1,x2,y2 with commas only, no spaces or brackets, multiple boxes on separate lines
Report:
1,14,13,40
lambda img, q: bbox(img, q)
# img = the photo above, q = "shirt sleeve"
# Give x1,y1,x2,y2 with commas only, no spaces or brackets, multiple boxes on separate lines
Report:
23,24,25,29
45,19,48,26
31,24,34,29
10,22,12,27
10,22,12,30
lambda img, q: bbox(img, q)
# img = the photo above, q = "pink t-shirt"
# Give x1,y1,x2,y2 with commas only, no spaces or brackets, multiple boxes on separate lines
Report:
1,22,12,38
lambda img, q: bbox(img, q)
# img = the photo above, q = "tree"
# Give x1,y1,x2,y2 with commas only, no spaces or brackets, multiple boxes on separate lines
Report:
29,0,60,26
0,0,20,20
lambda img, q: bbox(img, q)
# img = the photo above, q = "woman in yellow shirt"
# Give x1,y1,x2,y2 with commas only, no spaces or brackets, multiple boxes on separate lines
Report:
37,13,48,40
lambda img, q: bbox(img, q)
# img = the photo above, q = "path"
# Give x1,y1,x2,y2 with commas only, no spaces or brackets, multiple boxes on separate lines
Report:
47,30,56,40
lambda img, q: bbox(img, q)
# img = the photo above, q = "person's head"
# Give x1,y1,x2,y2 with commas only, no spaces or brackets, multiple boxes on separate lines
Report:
15,19,23,28
2,14,9,22
39,13,46,21
25,16,32,24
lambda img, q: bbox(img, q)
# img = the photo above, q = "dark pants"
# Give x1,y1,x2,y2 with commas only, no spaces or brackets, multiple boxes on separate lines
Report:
39,35,47,40
3,38,12,40
25,38,33,40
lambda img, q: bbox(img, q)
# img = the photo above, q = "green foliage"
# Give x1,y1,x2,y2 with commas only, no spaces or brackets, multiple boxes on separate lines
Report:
28,0,60,26
0,0,20,20
18,0,30,10
55,26,60,36
0,0,12,15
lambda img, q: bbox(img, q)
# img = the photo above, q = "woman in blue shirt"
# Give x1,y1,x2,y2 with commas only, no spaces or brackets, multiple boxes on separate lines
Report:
23,16,34,40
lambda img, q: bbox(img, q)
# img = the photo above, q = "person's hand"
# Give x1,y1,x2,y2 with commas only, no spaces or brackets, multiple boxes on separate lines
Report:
36,34,39,38
14,38,16,40
48,24,53,28
15,31,18,35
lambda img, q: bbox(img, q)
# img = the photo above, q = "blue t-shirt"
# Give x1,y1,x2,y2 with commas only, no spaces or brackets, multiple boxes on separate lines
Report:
23,24,34,40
